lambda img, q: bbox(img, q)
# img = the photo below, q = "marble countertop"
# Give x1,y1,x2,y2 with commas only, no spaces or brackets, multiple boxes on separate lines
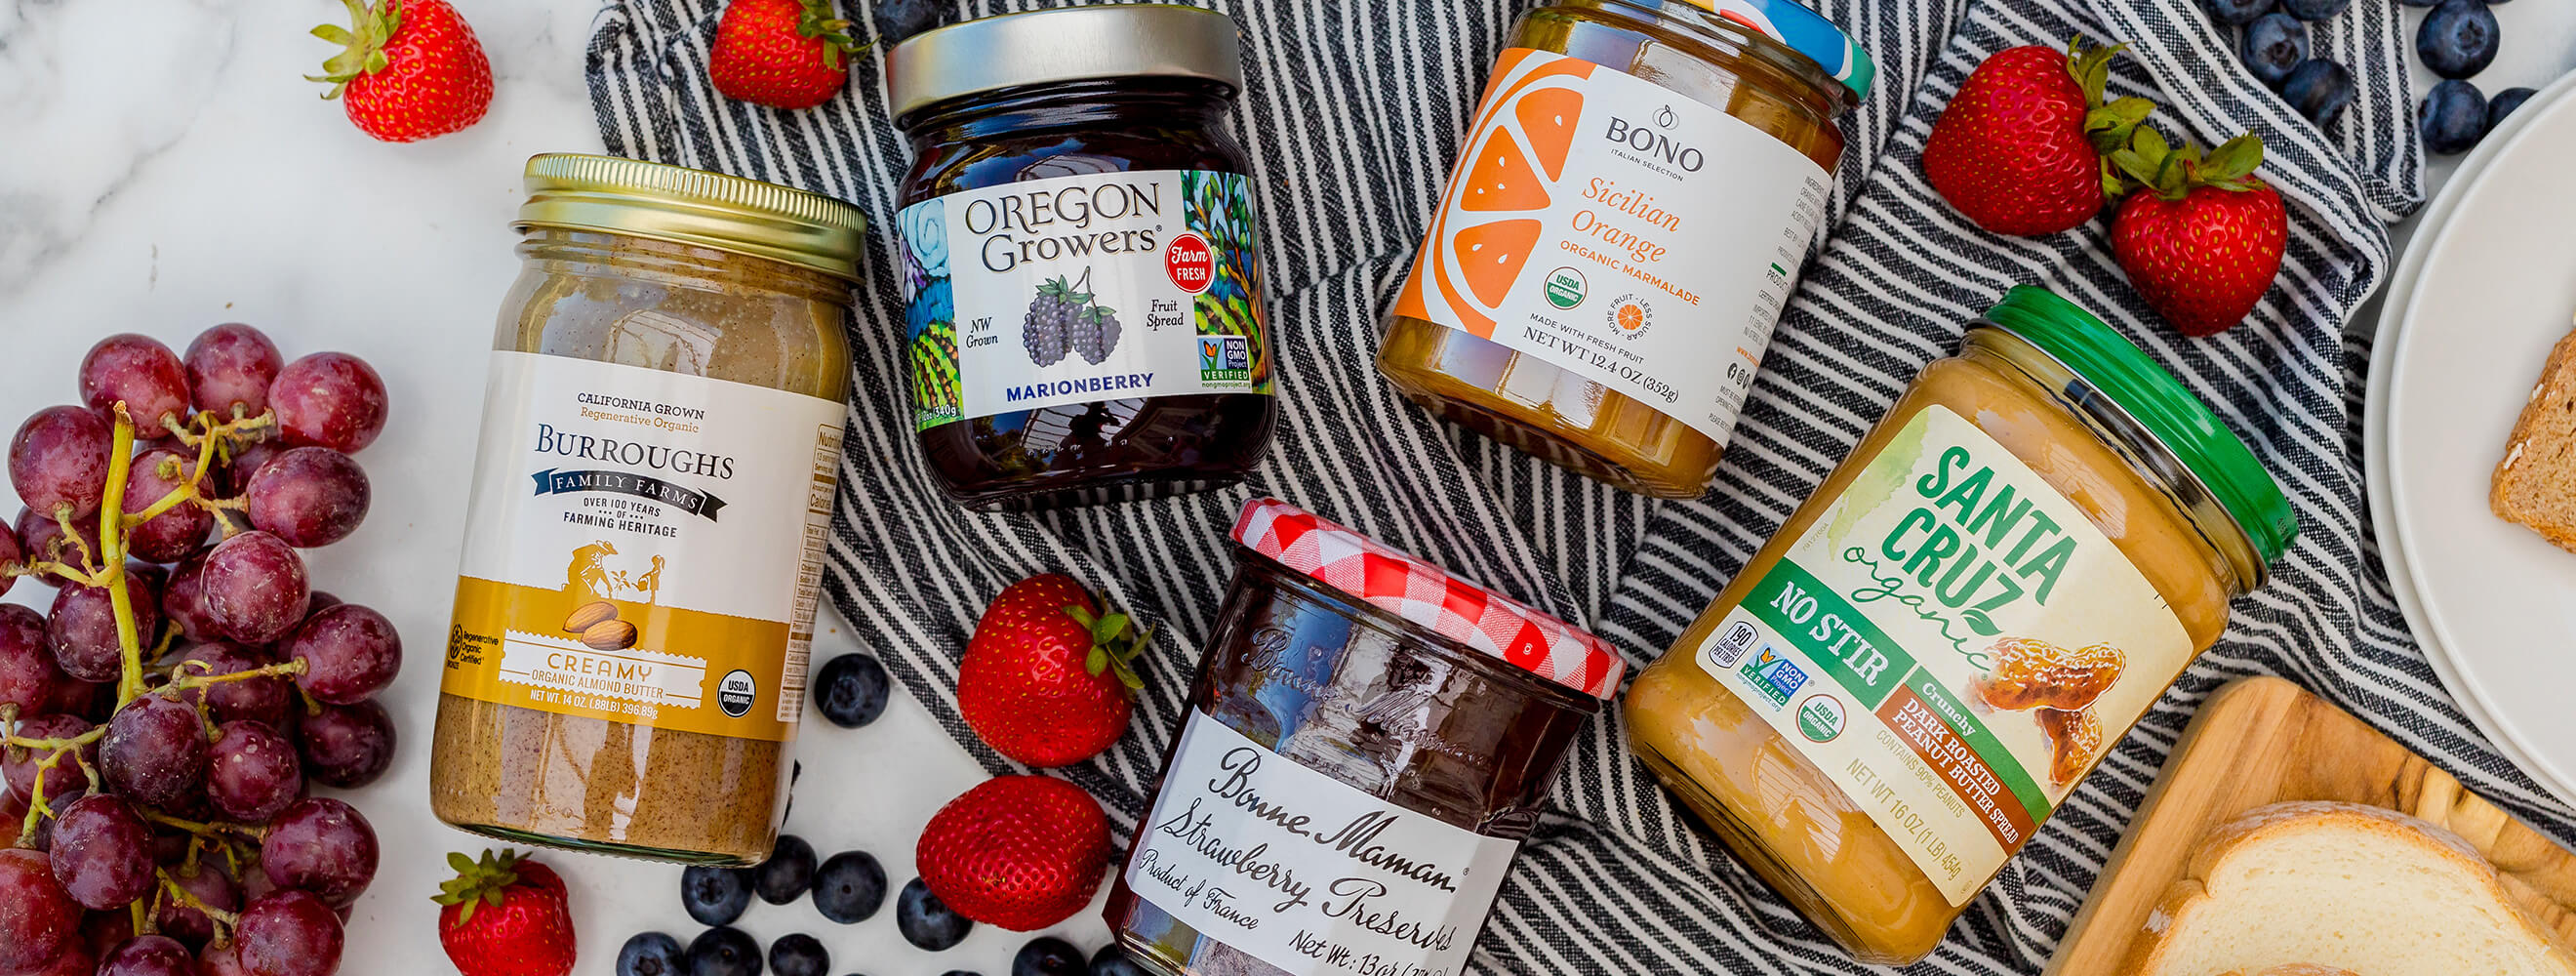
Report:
0,2,2567,975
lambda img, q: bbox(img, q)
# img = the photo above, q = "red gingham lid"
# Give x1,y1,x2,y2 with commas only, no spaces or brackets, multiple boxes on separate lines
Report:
1229,498,1625,699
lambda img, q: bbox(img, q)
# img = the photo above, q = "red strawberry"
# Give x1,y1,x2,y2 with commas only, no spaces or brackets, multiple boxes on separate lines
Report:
957,574,1147,767
710,0,863,110
1923,38,2153,235
306,0,493,142
432,849,576,976
915,775,1112,931
2109,131,2287,337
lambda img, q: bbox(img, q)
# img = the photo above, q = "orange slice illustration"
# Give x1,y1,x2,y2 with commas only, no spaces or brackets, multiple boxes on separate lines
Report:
1450,219,1544,309
1460,129,1551,213
1515,87,1582,182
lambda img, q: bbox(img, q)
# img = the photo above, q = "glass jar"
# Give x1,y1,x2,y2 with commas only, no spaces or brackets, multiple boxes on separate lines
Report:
1380,0,1871,498
887,5,1276,510
1622,287,2298,962
430,154,861,865
1105,498,1623,976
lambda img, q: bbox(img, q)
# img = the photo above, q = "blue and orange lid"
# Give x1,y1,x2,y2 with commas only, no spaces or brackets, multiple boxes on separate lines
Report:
1682,0,1875,101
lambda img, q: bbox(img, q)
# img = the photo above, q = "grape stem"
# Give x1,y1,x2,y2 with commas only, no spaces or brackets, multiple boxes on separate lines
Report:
140,807,268,840
157,866,243,929
165,658,306,694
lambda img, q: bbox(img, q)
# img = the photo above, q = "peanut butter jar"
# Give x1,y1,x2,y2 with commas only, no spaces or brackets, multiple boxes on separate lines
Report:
1380,0,1872,497
1624,287,2298,962
430,154,860,865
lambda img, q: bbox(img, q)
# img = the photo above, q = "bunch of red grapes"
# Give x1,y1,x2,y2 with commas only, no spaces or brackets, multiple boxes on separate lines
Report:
0,325,397,976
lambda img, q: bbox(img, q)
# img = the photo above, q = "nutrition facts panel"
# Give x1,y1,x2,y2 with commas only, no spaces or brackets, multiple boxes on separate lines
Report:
780,423,845,725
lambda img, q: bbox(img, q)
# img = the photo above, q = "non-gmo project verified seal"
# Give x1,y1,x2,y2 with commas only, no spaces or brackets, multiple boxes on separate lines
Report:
1739,644,1808,708
1197,334,1251,383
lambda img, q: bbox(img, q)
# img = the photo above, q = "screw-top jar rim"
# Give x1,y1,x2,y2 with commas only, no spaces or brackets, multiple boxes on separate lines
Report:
514,154,866,283
885,5,1244,124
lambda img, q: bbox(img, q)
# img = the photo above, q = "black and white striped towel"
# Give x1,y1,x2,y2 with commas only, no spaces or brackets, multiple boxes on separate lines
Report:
584,1,2555,972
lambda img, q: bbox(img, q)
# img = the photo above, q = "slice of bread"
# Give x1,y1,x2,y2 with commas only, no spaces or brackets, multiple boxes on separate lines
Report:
2220,966,2359,976
2493,323,2576,554
2127,801,2576,976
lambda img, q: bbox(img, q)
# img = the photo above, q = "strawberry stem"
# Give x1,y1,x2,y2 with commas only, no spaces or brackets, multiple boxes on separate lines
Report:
305,0,401,100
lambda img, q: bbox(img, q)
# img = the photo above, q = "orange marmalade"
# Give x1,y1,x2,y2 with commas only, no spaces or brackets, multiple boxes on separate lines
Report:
1379,0,1871,497
1624,288,2296,963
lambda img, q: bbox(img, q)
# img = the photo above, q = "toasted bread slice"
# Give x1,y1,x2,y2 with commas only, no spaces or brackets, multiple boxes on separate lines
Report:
2126,801,2576,976
2494,324,2576,554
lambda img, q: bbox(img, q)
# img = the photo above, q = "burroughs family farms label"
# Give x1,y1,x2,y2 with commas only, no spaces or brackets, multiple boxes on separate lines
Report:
1123,712,1521,976
1691,406,2191,904
1393,46,1832,446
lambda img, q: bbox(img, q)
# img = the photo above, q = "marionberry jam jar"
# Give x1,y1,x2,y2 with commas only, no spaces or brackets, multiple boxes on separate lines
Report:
1105,498,1624,976
887,5,1276,510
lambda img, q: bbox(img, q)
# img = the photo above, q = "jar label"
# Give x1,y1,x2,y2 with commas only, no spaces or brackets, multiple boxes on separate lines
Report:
896,168,1272,430
1122,711,1521,976
1393,47,1833,446
1689,406,2190,904
441,351,845,742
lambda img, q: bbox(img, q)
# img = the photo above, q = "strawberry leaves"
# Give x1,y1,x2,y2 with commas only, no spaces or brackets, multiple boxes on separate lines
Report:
793,0,864,70
1066,604,1149,692
305,0,401,100
2112,129,2269,201
431,848,527,924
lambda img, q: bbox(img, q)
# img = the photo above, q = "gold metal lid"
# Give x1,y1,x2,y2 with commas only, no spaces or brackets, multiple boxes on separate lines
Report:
885,5,1242,121
514,153,866,282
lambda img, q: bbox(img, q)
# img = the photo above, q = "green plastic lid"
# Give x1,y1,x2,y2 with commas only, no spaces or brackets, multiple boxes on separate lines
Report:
1978,285,2298,569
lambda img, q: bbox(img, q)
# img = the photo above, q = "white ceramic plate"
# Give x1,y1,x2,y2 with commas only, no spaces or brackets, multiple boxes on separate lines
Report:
2366,72,2576,805
2381,72,2576,807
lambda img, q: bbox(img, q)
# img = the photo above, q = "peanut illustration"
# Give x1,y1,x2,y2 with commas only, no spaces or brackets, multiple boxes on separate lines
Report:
564,600,619,634
580,619,639,651
1973,636,2124,712
2036,707,2101,789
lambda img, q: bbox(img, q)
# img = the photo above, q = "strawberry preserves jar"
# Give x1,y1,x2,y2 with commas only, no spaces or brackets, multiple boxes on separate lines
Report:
1379,0,1872,497
887,5,1275,509
1623,287,2297,962
1106,498,1623,976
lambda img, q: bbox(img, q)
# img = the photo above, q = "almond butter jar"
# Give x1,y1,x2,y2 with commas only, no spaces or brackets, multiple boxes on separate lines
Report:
430,154,861,865
1380,0,1872,498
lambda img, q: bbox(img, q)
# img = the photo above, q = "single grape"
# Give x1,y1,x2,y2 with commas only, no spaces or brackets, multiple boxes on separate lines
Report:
0,848,82,975
153,863,238,950
0,518,17,599
45,794,151,911
79,335,191,434
100,695,209,807
119,448,215,563
160,552,221,644
197,531,309,645
304,590,342,615
16,506,102,586
294,699,394,789
233,889,342,976
172,641,292,728
196,939,252,976
217,441,283,500
283,603,399,705
23,941,93,976
0,604,69,713
79,909,135,960
205,720,301,823
48,569,164,684
261,797,377,907
2,714,99,804
11,406,113,520
244,447,369,548
99,933,197,976
270,352,387,454
184,324,284,418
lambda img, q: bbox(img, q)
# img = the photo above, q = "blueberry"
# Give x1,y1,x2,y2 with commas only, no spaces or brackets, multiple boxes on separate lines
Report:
814,654,890,729
618,932,688,976
681,866,754,926
1014,937,1086,976
897,877,974,952
685,927,763,976
811,850,888,924
2417,0,2500,80
2278,0,2347,19
755,834,819,905
768,933,829,976
2281,60,2356,126
2241,14,2310,88
2490,86,2540,130
2206,0,2273,25
1090,946,1151,976
2420,78,2490,154
872,0,945,45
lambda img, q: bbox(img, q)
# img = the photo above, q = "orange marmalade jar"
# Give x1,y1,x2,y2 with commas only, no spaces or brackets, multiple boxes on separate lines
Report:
1380,0,1872,497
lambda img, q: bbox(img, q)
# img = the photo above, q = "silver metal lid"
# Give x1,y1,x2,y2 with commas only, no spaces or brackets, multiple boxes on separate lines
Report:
886,5,1244,121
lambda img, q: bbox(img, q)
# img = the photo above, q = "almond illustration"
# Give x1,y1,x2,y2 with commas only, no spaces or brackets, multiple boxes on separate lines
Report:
580,619,638,651
564,600,620,634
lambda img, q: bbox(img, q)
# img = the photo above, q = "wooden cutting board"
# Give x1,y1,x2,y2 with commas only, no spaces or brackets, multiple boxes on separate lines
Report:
2044,675,2576,974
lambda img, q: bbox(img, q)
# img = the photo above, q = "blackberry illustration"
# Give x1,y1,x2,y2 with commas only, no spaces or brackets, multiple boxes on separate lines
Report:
1021,276,1077,366
1070,304,1121,365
